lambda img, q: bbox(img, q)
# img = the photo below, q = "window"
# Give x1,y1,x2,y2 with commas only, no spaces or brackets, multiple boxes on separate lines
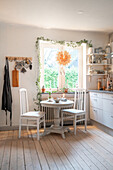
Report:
44,47,59,89
40,41,83,90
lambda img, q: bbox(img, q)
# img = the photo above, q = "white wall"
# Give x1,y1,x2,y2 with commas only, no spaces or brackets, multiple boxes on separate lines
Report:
0,22,108,127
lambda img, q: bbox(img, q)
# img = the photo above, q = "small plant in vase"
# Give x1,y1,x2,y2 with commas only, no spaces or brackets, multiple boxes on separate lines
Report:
48,92,51,99
64,88,68,93
63,87,68,93
88,40,94,54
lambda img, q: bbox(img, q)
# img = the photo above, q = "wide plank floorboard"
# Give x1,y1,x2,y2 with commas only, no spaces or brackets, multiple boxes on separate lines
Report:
66,134,100,170
0,125,113,170
78,127,113,169
44,135,66,170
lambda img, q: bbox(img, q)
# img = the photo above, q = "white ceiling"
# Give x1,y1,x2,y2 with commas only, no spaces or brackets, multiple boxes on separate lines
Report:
0,0,113,33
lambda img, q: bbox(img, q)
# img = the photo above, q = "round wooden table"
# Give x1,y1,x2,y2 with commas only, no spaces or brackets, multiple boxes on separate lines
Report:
41,100,74,138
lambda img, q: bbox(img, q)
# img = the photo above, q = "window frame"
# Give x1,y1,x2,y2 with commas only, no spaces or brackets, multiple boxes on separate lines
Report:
39,40,83,90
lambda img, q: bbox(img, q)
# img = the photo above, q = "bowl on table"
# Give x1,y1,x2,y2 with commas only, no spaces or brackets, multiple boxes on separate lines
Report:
54,98,60,103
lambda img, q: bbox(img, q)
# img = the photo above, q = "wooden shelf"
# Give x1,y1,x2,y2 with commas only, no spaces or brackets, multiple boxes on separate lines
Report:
6,56,32,61
86,64,111,66
87,74,107,76
87,53,106,56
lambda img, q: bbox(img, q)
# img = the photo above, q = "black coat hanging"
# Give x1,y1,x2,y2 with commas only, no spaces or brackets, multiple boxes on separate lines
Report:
1,58,12,126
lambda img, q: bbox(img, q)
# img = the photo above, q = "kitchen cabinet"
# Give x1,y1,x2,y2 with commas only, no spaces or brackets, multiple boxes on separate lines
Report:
90,107,103,123
90,96,103,109
89,91,113,129
103,99,113,112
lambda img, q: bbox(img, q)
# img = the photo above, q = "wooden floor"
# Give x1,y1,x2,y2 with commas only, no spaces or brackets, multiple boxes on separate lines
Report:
0,126,113,170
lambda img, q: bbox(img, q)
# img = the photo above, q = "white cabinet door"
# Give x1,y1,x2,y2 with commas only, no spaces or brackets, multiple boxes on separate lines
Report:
103,99,113,113
90,107,98,121
90,92,113,129
97,109,103,124
103,111,113,129
90,107,103,123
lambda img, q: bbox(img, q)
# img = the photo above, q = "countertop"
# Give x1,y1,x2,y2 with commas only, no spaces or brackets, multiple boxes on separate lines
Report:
89,90,113,94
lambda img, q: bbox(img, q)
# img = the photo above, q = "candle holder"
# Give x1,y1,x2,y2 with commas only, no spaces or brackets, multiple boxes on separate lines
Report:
63,93,65,98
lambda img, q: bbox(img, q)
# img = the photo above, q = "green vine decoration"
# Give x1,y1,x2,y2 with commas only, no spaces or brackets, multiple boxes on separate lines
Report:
34,77,41,111
34,39,42,111
36,37,93,49
35,37,93,110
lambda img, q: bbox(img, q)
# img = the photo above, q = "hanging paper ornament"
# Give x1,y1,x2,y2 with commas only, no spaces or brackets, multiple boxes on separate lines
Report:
56,51,71,65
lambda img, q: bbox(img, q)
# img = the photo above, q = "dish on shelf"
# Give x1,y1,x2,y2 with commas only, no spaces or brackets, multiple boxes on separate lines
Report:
96,70,105,74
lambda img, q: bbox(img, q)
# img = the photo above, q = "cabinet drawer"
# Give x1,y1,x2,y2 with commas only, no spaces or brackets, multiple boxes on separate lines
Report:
90,92,103,98
103,93,113,100
103,99,113,112
90,97,103,109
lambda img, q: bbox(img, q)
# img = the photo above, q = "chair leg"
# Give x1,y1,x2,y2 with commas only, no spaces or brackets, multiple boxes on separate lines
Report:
74,115,76,135
19,118,21,138
37,119,40,140
62,132,65,139
44,115,46,131
61,112,63,127
27,119,29,131
85,114,87,131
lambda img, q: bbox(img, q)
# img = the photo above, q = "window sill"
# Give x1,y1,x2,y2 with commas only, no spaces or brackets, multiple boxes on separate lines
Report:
41,92,75,94
41,92,75,100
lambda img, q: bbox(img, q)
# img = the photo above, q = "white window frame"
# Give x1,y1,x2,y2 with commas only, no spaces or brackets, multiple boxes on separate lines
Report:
39,40,83,90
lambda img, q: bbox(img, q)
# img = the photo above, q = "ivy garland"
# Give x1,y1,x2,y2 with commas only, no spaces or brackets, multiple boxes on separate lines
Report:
35,37,93,49
35,37,93,110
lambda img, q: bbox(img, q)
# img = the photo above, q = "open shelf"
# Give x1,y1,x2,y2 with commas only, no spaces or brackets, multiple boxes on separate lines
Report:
87,64,111,66
87,53,106,56
86,74,107,76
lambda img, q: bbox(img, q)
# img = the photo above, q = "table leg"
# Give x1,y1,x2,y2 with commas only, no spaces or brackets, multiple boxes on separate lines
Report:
53,108,61,129
42,107,70,138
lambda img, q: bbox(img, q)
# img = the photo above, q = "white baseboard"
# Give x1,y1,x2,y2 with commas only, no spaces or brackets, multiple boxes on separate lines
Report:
0,120,91,131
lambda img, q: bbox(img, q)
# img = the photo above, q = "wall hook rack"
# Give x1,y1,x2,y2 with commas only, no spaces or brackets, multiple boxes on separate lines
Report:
6,56,32,61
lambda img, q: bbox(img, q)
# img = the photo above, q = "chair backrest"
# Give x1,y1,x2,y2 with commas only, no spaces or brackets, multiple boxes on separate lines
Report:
74,88,86,111
19,88,29,115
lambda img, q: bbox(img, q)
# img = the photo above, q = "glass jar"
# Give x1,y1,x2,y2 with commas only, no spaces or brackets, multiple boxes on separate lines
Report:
98,78,102,90
102,78,106,90
105,45,111,54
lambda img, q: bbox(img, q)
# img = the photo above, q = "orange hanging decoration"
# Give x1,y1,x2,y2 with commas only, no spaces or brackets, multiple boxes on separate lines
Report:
56,51,71,66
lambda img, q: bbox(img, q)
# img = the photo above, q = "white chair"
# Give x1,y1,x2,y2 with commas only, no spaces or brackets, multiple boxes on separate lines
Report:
61,88,87,135
19,88,45,140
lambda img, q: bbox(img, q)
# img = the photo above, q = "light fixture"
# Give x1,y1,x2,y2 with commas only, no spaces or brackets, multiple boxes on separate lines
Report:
77,10,84,14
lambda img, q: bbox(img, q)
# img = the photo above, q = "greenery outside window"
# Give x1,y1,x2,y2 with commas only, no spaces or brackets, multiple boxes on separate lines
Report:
40,41,83,91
